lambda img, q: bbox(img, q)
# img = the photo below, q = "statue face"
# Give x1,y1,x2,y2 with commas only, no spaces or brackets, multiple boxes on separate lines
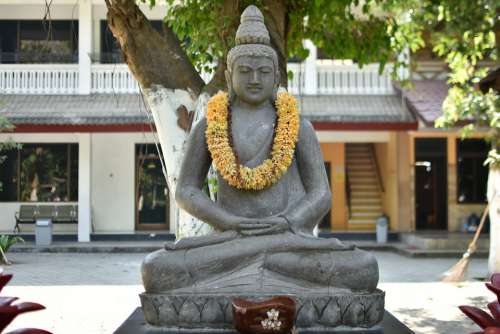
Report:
230,55,276,106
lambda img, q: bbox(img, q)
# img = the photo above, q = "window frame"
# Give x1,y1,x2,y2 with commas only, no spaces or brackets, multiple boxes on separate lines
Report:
456,138,489,204
0,143,78,203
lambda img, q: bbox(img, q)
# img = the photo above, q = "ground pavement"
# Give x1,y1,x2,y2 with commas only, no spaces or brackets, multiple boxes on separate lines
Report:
1,251,492,334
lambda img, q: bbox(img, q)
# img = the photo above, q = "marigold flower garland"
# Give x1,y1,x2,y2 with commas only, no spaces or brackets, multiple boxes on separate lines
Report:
205,91,300,190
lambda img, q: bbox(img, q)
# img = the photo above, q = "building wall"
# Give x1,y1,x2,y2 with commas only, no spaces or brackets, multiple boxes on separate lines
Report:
92,133,136,232
320,143,346,231
373,132,412,232
0,131,159,234
0,129,423,234
319,130,407,232
409,131,488,232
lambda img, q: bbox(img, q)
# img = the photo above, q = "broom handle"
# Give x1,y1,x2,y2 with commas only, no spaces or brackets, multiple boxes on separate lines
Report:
468,200,491,252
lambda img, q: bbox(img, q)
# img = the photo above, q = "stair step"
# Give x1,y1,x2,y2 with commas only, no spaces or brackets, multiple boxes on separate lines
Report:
347,148,370,151
351,204,383,209
351,213,382,219
349,179,378,183
346,150,371,154
350,195,380,200
351,198,382,204
346,160,372,165
348,175,377,180
351,195,380,201
346,152,370,156
346,166,374,171
350,208,383,213
351,188,380,192
350,184,379,189
348,219,377,225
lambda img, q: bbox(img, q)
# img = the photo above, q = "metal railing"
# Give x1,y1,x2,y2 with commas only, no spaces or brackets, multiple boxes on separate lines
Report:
0,62,395,95
317,63,393,95
91,64,139,94
0,64,79,94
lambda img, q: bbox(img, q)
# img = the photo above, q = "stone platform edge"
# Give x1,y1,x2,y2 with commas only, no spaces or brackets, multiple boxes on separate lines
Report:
140,290,385,329
115,307,415,334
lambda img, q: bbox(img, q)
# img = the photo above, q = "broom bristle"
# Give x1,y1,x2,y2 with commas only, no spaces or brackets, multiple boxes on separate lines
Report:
441,256,470,282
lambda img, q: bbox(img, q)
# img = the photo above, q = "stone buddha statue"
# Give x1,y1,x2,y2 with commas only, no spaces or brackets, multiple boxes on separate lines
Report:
141,5,383,330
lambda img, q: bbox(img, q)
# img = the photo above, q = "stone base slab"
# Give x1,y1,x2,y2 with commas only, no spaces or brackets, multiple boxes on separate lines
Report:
139,290,385,329
115,307,414,334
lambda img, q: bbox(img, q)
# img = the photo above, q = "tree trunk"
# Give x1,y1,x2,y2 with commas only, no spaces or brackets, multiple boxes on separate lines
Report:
487,167,500,275
105,0,212,239
263,0,288,87
105,0,204,93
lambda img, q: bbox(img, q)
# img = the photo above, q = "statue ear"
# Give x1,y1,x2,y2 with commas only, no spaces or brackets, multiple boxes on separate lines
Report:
272,70,280,101
225,69,235,102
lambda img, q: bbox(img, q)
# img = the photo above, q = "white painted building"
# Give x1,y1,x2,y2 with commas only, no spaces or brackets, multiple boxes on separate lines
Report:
0,0,419,241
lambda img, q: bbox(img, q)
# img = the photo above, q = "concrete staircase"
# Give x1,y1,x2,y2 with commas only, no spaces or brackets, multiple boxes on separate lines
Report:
345,144,384,227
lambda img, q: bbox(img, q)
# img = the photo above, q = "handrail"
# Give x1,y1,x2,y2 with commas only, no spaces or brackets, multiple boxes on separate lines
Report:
369,143,385,193
345,164,352,219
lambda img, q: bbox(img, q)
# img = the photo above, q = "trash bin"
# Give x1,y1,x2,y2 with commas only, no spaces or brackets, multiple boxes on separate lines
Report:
376,214,389,244
35,219,52,246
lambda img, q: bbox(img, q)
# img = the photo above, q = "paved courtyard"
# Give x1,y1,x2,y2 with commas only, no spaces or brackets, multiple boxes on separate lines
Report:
1,250,493,334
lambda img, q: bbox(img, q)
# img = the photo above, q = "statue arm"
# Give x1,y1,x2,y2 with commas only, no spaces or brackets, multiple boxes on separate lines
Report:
282,119,332,235
175,118,247,231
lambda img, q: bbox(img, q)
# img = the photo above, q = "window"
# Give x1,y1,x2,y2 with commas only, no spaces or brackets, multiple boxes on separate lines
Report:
0,20,78,63
100,20,165,63
136,144,169,230
0,144,78,202
457,139,489,203
0,150,18,201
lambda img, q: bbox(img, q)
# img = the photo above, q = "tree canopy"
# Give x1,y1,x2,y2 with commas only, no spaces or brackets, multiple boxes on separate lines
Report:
106,0,498,145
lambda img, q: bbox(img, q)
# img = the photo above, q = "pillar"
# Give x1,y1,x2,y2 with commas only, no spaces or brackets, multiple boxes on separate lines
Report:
78,133,92,242
303,40,317,95
397,132,412,231
79,0,92,94
321,143,346,230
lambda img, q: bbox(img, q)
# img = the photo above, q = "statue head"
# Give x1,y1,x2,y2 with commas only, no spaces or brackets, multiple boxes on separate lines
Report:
226,5,279,106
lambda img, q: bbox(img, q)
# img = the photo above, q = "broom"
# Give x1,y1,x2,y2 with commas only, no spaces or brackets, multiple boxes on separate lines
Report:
441,201,490,282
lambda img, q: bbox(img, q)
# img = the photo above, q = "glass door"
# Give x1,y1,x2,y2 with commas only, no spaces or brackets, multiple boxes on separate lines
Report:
135,144,169,231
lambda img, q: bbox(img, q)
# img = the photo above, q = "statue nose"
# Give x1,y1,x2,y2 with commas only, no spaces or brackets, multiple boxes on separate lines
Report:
250,70,260,83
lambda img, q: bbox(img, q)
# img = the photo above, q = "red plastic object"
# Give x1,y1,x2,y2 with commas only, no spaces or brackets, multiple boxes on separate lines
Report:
0,270,52,334
460,273,500,334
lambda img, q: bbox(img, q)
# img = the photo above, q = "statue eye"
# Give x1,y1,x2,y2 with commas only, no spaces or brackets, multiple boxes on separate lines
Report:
260,67,272,73
239,67,251,73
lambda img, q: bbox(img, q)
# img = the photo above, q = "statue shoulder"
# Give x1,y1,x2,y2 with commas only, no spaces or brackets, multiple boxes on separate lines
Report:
189,117,208,139
298,117,316,140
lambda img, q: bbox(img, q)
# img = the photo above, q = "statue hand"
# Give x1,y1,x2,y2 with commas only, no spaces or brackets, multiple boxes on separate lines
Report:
239,216,289,236
217,217,270,233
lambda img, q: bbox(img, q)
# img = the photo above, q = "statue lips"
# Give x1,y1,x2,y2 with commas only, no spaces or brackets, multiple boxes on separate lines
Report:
247,85,263,93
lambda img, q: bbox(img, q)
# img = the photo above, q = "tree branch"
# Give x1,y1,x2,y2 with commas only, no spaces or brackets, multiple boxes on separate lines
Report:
105,0,204,95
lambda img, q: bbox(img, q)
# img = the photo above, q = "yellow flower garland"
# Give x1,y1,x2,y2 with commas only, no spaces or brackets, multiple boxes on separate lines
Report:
206,91,300,190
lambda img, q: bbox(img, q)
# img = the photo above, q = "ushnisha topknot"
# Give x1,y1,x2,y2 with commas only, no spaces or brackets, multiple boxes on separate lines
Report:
235,5,270,45
227,5,278,72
